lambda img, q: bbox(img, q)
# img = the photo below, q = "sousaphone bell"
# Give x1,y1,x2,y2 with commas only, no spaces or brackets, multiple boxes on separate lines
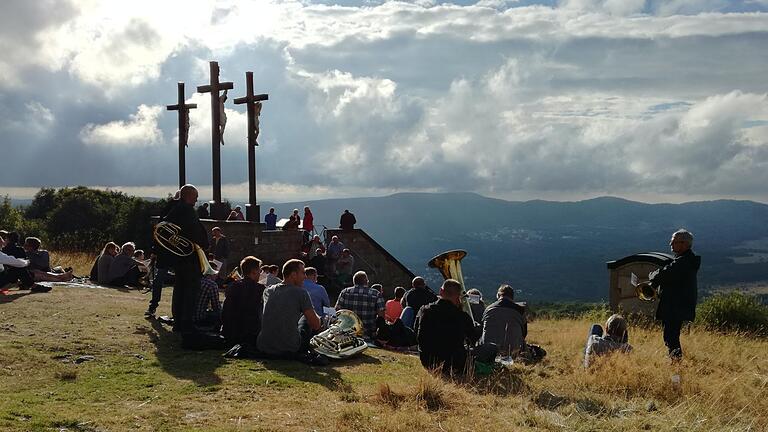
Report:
428,249,474,321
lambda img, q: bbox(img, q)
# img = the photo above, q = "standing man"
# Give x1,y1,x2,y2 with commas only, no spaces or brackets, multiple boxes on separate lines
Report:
649,229,700,361
265,207,278,230
146,192,180,318
159,184,209,337
210,227,229,279
339,209,356,230
326,236,345,276
197,202,210,219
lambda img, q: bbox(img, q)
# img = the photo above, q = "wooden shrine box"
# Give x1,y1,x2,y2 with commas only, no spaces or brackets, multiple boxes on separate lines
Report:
606,252,674,315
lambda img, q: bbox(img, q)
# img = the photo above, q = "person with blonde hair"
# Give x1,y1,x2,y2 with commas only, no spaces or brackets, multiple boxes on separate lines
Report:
96,242,119,285
583,314,632,368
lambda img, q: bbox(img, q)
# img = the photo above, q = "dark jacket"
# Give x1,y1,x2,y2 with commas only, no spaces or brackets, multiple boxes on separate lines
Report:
340,211,356,230
211,236,229,260
416,298,477,374
222,279,266,346
650,249,700,322
2,243,26,259
401,287,438,314
159,202,209,268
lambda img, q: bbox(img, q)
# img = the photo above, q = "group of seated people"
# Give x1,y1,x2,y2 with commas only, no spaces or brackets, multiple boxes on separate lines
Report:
0,230,74,293
92,241,149,287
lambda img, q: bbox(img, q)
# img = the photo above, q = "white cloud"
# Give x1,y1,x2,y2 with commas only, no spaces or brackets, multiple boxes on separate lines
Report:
80,104,163,147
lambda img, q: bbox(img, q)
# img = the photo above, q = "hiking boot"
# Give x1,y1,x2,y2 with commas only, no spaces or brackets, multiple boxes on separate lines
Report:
301,351,330,366
30,284,52,293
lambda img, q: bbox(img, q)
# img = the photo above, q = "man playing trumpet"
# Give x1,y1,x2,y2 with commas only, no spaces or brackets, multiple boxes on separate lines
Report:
649,229,700,361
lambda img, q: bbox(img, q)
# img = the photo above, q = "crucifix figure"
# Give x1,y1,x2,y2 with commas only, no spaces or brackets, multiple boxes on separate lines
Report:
166,82,197,188
234,71,269,222
197,61,233,219
219,89,228,145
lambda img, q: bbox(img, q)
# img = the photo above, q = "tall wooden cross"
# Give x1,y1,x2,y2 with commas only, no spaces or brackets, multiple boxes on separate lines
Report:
197,61,233,220
234,71,269,223
166,82,197,188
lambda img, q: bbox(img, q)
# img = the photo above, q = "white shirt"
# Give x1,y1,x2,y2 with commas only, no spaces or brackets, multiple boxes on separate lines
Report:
0,251,29,272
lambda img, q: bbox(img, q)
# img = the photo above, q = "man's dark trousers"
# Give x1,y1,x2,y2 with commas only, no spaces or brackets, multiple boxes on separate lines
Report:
0,267,33,289
148,267,169,312
171,260,201,333
663,320,683,359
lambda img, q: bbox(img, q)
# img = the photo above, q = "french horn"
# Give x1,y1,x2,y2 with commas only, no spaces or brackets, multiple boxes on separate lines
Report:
428,249,474,321
153,221,217,276
310,309,368,359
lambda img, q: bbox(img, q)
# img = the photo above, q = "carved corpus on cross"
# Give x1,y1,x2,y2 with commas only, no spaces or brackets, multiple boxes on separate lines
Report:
166,82,197,188
234,71,269,223
197,61,233,220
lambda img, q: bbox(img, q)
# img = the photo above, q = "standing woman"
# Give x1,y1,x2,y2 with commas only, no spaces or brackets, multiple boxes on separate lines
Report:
303,206,314,237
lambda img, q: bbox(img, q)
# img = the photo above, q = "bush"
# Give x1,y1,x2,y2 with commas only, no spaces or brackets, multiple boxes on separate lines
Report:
696,292,768,336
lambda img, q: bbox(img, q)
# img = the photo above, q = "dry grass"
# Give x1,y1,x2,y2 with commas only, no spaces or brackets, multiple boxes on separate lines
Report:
48,250,96,276
1,284,767,431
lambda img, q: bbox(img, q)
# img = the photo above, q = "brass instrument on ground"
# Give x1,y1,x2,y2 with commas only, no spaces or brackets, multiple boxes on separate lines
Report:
153,221,217,276
428,249,474,322
310,309,368,359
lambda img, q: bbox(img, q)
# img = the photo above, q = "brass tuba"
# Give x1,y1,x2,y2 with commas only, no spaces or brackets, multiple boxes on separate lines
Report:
154,221,217,276
154,221,194,256
428,249,474,322
310,309,368,359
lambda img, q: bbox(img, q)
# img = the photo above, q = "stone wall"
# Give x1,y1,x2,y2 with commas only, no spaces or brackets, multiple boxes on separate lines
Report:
155,218,414,299
325,229,415,299
200,220,303,275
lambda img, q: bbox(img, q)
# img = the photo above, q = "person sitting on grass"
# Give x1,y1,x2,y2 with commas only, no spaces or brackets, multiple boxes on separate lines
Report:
479,284,527,357
584,314,632,368
303,266,331,317
194,267,222,331
264,264,282,287
96,242,119,285
257,259,327,365
416,279,481,377
222,256,266,347
335,271,385,340
21,237,74,283
2,231,26,259
1,250,35,292
107,242,146,287
385,287,406,323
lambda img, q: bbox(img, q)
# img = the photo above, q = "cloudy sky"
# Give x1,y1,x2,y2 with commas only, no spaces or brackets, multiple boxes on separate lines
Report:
1,0,768,203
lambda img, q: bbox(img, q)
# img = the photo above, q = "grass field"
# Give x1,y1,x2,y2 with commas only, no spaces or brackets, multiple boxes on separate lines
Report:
1,285,766,431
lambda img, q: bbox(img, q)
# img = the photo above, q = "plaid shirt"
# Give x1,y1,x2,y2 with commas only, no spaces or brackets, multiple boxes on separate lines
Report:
335,285,385,338
194,277,222,322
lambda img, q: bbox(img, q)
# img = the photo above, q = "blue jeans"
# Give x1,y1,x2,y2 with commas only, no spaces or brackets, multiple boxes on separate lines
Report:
148,267,169,311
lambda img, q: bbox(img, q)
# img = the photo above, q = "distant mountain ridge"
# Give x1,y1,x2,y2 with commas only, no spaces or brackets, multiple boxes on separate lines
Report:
264,192,768,301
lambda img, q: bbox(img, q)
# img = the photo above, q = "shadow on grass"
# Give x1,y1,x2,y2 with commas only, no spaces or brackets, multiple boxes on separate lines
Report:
259,352,381,391
0,291,34,303
146,319,224,386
